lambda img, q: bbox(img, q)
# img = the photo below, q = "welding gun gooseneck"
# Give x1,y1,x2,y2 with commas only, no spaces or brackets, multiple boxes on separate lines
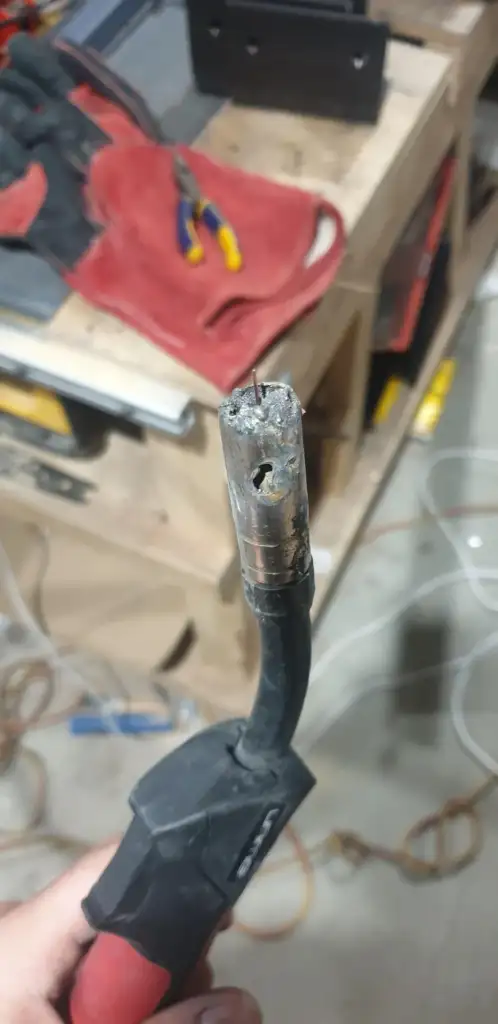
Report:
69,382,316,1024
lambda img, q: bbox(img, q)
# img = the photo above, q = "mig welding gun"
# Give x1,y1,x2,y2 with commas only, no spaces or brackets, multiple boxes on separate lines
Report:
68,380,316,1024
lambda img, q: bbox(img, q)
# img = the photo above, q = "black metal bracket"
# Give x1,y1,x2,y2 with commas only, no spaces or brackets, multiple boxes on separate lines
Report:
186,0,389,124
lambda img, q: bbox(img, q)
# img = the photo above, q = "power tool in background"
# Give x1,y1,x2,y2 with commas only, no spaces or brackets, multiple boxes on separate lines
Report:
67,379,316,1024
0,376,113,456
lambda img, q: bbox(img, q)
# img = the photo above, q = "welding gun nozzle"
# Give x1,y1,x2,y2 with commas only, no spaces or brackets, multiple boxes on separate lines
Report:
219,381,311,589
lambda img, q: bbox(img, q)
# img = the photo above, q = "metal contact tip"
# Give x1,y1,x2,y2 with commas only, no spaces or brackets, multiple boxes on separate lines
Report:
252,368,262,405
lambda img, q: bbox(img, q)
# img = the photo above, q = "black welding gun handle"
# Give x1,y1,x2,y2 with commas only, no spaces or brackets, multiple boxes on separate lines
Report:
69,813,230,1024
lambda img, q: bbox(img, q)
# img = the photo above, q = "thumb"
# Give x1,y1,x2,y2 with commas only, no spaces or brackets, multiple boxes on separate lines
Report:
151,987,261,1024
0,843,117,1002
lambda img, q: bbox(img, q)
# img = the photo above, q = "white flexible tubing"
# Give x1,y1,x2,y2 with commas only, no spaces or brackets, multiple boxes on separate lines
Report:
305,447,498,773
309,568,498,685
0,541,123,733
419,447,498,613
303,623,498,766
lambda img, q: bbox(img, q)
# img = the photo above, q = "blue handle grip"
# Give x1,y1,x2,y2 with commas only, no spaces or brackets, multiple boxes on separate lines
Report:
69,713,174,735
199,202,224,233
177,197,203,264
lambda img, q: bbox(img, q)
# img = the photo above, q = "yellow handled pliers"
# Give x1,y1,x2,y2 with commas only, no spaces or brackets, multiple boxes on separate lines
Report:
173,152,243,272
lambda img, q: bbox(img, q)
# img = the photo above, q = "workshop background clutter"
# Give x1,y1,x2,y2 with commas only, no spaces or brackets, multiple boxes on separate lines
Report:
1,2,498,1023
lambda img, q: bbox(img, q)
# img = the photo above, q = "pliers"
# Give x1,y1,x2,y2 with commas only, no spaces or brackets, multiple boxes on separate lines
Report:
173,152,243,272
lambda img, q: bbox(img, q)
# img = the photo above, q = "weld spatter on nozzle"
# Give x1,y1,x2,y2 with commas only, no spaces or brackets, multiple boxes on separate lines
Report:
219,381,311,588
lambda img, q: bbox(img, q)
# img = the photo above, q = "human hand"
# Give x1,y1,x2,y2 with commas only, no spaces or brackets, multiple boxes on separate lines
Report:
0,844,261,1024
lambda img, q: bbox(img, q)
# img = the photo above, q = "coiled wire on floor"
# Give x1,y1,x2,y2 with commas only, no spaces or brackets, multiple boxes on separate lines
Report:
0,653,91,856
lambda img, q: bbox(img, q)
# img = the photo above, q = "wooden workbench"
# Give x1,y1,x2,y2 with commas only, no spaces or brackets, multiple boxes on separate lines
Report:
0,40,452,563
0,18,494,711
3,42,451,406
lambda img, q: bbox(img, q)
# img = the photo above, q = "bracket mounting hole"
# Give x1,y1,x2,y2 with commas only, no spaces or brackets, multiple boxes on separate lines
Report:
246,37,260,56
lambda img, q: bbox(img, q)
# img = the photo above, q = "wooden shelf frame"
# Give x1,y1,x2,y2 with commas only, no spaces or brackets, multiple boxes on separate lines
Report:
0,10,496,714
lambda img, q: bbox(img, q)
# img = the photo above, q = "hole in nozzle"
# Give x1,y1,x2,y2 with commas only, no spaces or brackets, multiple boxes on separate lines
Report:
252,462,273,489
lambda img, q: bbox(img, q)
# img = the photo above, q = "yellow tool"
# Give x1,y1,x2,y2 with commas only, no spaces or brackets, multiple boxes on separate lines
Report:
0,375,109,456
411,359,456,441
0,377,72,434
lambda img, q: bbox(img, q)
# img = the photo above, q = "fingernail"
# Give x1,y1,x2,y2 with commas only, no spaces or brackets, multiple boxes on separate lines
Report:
199,1008,231,1024
199,991,261,1024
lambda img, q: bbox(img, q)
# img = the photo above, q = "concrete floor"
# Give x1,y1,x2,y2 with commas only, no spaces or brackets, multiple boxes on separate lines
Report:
3,295,498,1022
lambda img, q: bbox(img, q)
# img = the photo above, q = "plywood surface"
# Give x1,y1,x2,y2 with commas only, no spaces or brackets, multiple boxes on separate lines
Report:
198,44,450,231
0,428,235,584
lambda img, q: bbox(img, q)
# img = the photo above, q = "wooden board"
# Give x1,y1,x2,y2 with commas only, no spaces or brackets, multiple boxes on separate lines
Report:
0,426,235,584
198,44,452,280
0,41,452,413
